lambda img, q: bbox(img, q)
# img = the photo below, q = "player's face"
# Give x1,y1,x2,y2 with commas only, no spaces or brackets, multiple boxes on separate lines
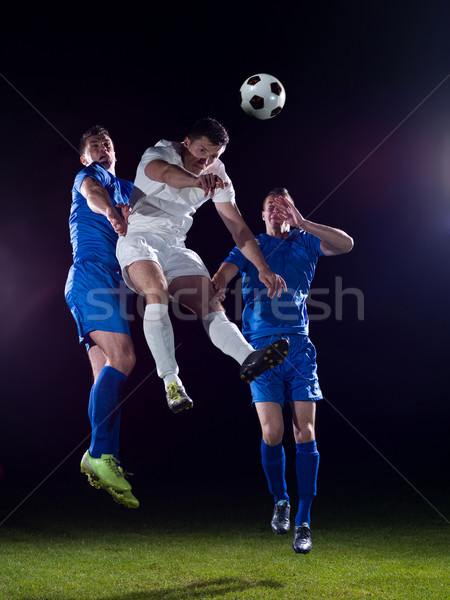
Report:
81,135,116,172
182,136,225,174
263,194,285,224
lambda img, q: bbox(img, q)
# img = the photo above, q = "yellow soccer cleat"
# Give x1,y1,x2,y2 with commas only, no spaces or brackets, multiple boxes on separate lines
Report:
80,451,139,508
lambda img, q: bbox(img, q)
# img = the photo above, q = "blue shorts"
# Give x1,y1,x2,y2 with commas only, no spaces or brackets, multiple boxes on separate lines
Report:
249,334,322,406
65,261,133,351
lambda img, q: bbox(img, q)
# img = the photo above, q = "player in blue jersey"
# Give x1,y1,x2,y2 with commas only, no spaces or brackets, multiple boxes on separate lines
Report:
65,125,138,509
212,187,354,553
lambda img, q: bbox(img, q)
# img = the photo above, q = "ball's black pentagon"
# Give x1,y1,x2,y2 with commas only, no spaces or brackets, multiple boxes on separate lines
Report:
248,76,261,85
270,106,283,117
249,95,264,109
270,81,282,95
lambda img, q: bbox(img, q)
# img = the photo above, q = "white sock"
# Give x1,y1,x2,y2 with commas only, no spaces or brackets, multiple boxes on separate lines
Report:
203,311,254,365
143,303,182,388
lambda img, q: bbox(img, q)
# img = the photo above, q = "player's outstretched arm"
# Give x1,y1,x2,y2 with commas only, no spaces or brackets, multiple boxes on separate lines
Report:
80,177,127,236
211,262,239,302
215,201,287,298
144,160,228,198
273,196,354,256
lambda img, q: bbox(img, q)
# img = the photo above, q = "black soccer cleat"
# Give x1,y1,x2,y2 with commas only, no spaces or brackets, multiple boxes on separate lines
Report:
239,338,289,384
166,382,193,413
293,525,312,554
271,500,291,534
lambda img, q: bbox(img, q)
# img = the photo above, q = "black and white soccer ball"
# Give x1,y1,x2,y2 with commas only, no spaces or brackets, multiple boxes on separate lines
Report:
239,73,286,120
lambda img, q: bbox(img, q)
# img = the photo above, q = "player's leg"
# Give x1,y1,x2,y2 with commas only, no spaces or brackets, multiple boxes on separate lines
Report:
83,332,134,462
127,259,190,413
255,402,287,496
80,330,138,508
86,344,106,434
170,274,254,362
87,330,135,457
291,399,316,443
249,355,292,534
66,261,138,507
255,401,291,534
291,400,319,553
87,344,107,382
170,275,289,381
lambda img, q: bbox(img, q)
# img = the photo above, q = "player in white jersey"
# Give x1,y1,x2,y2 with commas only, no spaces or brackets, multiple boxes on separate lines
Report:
117,118,289,412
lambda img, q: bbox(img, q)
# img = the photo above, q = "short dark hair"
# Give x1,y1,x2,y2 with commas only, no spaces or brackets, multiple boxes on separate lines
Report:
79,125,112,155
263,187,294,208
187,117,229,146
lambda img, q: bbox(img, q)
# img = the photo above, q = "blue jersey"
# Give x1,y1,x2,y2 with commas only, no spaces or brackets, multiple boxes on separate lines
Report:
223,229,322,342
68,162,133,269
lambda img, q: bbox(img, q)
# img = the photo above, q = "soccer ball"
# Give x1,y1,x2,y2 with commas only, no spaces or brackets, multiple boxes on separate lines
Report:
239,73,286,120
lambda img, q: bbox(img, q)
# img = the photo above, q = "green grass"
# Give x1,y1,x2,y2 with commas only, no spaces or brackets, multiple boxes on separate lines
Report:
0,477,448,600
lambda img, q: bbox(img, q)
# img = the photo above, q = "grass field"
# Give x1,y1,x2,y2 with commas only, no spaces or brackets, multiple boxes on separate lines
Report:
0,467,448,600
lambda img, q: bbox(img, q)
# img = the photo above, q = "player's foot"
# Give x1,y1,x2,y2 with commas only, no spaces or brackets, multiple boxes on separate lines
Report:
239,338,290,384
81,451,138,508
109,488,140,509
80,451,131,492
166,382,193,413
271,500,291,534
114,466,139,509
293,524,312,554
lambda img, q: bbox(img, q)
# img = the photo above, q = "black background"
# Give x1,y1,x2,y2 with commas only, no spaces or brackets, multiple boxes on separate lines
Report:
1,4,449,516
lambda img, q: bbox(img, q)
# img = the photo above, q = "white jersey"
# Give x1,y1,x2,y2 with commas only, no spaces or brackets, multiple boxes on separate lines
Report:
128,140,235,241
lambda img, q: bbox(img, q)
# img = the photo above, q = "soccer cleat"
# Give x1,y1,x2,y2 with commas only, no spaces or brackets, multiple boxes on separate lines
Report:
239,337,290,384
81,451,139,509
166,382,193,413
80,451,131,492
114,467,139,508
293,524,312,554
109,489,140,509
271,500,291,534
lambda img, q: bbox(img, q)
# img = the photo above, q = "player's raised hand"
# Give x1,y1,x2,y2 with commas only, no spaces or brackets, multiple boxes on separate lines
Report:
273,196,305,229
258,267,287,298
197,173,229,198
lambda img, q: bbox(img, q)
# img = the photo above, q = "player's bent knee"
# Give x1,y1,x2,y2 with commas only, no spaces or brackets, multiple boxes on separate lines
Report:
262,427,284,447
123,350,136,374
293,426,315,444
110,352,135,377
119,339,136,372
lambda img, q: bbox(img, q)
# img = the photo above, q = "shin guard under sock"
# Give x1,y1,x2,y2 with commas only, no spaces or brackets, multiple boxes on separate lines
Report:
143,303,180,384
203,311,253,365
89,366,127,459
261,439,289,503
295,439,320,526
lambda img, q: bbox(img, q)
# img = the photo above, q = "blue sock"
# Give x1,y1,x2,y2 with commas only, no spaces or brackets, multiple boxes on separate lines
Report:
88,386,95,424
295,440,320,526
88,366,127,459
261,439,289,503
111,409,122,460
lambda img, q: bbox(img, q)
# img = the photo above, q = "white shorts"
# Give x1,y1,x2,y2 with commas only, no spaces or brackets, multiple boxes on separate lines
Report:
116,228,210,293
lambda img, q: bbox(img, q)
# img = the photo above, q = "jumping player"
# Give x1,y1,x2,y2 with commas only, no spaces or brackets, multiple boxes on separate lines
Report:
116,118,289,412
65,125,139,508
212,187,354,553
